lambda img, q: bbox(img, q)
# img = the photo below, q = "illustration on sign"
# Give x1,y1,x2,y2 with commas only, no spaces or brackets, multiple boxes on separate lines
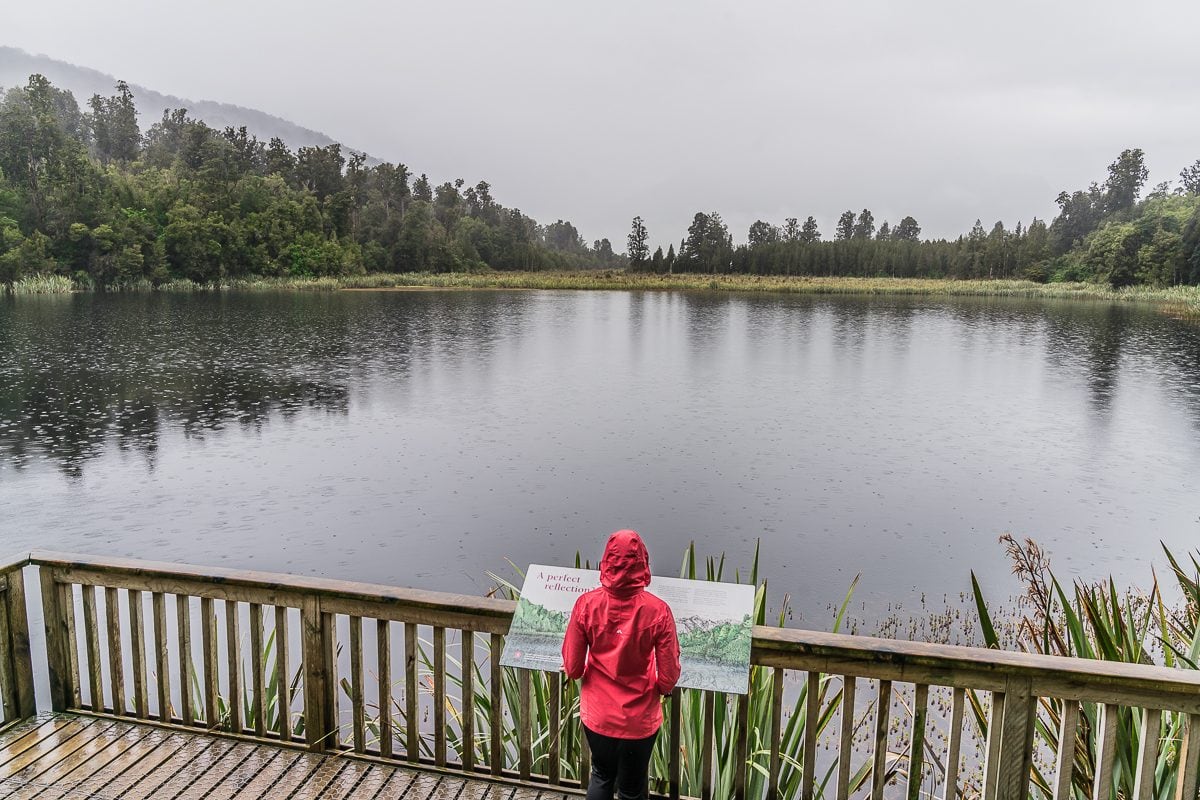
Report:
500,565,756,695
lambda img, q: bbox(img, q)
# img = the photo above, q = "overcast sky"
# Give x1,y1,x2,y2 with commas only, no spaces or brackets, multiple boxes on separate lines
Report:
7,0,1200,248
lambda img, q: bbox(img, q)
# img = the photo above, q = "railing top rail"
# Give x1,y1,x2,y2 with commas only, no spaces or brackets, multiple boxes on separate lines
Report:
755,624,1200,699
29,550,517,619
0,554,31,576
21,550,1200,707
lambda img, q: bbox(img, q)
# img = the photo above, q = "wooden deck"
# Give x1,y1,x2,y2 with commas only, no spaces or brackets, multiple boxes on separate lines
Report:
0,715,574,800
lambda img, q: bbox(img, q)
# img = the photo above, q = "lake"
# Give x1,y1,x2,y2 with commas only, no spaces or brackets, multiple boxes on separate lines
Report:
2,289,1198,630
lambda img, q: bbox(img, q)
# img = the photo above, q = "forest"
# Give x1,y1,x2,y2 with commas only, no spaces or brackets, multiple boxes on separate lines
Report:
628,151,1200,287
0,75,620,287
2,72,1199,289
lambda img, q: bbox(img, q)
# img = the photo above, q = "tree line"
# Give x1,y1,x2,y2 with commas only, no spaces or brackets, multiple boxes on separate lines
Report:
3,72,1199,289
0,74,621,286
628,150,1200,287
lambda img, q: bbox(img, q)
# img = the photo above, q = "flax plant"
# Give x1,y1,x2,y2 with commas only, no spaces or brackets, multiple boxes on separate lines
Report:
379,543,875,800
970,536,1200,800
649,544,872,799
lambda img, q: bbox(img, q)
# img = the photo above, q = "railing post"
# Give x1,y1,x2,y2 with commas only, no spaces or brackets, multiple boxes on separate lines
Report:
38,567,71,712
1177,713,1200,800
3,566,36,718
985,677,1036,800
301,596,335,751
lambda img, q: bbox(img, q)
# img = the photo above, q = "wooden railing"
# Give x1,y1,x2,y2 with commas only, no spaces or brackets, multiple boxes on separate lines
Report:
0,556,35,730
1,551,1199,800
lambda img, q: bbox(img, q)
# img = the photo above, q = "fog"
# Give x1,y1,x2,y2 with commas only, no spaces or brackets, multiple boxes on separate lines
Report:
7,0,1200,247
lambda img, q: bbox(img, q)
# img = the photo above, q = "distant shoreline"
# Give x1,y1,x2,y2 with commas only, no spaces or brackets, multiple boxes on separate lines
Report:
7,271,1200,317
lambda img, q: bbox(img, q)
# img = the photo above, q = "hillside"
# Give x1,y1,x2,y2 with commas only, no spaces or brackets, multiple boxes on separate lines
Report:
0,46,360,157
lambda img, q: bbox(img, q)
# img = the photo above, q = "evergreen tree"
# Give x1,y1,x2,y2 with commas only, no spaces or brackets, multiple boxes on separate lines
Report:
1180,160,1200,195
627,215,649,269
782,217,801,243
650,245,664,273
264,137,296,179
748,219,780,247
678,212,732,273
853,209,875,240
800,216,820,243
593,238,615,266
835,211,855,241
893,216,921,242
412,173,433,203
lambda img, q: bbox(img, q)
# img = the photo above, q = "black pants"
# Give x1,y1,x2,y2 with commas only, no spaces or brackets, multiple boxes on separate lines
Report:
583,726,659,800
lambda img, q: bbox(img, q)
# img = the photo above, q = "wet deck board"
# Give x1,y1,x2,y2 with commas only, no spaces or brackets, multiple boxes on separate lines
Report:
0,715,578,799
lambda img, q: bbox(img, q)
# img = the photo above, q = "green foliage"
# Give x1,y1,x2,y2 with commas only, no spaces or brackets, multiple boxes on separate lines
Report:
441,543,869,799
627,216,649,269
678,212,733,273
971,536,1200,800
0,73,622,291
2,73,1197,292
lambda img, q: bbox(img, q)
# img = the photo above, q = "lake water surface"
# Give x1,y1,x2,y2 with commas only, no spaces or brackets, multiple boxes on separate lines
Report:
3,290,1199,628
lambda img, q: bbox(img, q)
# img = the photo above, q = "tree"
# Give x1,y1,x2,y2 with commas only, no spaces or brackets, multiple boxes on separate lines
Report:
627,216,649,269
1084,222,1140,287
0,75,91,231
853,209,875,240
1104,148,1148,213
876,221,890,241
264,137,296,179
748,220,780,247
893,216,921,242
983,221,1009,278
800,216,820,243
835,211,855,241
782,217,801,243
1020,218,1051,275
295,144,345,200
964,219,987,277
678,212,731,273
1136,225,1184,286
88,81,140,164
544,219,586,253
593,238,615,266
161,204,226,282
1181,160,1200,195
1049,185,1104,253
222,126,265,176
649,245,664,272
412,173,432,203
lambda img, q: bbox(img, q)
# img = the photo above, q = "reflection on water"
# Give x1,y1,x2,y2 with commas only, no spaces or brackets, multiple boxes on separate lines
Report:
2,290,1200,625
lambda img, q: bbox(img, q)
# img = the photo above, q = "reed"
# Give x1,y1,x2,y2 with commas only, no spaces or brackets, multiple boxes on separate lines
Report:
7,274,75,294
337,272,1200,313
7,269,1200,315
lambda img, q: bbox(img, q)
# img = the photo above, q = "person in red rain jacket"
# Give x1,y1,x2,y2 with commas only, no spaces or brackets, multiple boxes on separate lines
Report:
562,529,682,800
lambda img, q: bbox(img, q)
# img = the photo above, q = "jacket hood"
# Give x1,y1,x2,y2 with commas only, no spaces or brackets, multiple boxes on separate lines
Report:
599,529,651,597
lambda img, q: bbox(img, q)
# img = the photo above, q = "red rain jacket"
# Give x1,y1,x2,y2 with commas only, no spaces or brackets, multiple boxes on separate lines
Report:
562,530,682,739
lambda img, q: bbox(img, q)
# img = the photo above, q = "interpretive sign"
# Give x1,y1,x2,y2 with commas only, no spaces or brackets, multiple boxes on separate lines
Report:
500,564,756,695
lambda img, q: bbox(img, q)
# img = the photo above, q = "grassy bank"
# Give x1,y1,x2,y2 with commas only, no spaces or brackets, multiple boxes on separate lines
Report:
7,270,1200,316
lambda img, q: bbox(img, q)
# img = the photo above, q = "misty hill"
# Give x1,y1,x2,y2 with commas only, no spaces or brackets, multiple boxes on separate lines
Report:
0,46,360,157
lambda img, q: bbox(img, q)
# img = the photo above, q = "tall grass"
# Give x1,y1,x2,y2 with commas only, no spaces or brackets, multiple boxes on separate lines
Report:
971,536,1200,800
7,274,75,294
6,270,1200,315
